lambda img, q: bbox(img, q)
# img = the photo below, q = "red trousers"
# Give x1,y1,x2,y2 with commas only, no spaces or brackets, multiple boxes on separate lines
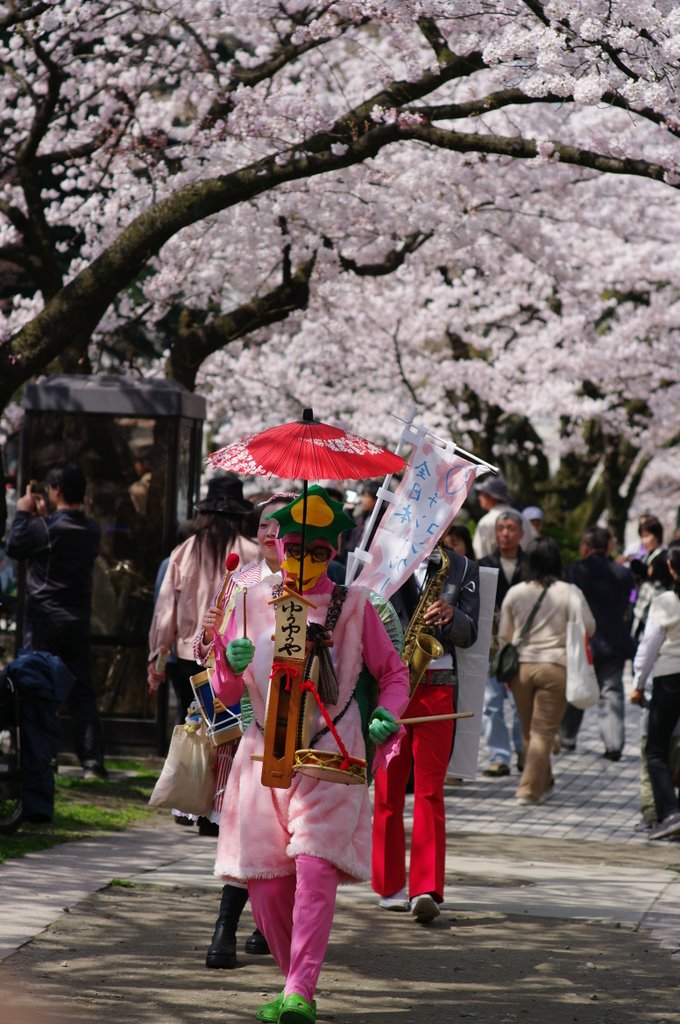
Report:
371,685,454,904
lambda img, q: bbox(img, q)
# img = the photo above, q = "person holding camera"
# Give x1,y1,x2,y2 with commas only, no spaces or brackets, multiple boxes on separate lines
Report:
5,462,106,778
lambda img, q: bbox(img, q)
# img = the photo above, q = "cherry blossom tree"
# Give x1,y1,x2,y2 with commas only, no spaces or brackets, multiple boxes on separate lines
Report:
1,1,679,538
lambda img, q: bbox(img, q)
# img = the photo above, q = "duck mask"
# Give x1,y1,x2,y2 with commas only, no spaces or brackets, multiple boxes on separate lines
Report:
267,485,355,593
280,538,334,591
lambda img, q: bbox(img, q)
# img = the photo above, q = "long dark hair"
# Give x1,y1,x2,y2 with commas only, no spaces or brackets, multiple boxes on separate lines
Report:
668,541,680,598
524,536,562,588
191,512,252,572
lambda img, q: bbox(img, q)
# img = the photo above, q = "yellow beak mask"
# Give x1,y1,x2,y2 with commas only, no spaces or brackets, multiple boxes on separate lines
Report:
280,542,333,592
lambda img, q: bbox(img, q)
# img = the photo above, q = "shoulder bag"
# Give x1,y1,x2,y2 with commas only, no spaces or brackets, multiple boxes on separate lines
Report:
491,586,547,683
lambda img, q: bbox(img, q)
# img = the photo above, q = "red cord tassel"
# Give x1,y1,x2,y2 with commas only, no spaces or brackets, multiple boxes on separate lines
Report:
301,680,364,768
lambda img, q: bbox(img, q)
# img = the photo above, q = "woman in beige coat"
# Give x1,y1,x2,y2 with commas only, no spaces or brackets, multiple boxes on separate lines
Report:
499,536,595,805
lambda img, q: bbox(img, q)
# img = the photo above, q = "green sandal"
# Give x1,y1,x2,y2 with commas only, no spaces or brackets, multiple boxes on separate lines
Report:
256,991,284,1023
278,992,316,1024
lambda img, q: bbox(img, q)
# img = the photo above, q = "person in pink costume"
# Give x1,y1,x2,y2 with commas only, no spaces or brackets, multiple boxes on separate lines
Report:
211,486,410,1024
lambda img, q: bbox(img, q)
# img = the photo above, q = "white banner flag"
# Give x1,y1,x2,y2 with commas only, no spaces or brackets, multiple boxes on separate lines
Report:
352,436,483,599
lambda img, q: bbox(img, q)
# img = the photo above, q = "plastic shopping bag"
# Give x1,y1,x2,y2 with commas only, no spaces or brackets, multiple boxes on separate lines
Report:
565,622,598,710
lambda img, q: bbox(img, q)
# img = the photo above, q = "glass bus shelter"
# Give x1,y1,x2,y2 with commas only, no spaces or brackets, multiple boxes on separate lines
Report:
14,374,206,754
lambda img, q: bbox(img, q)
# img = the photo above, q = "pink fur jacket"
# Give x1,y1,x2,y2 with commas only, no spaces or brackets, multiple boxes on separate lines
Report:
213,576,409,884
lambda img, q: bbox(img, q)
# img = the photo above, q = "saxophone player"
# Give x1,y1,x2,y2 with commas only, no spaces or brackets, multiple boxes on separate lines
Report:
371,528,480,922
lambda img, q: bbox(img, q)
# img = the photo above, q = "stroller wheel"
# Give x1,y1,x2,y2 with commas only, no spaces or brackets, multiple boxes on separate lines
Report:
0,791,23,836
0,684,23,836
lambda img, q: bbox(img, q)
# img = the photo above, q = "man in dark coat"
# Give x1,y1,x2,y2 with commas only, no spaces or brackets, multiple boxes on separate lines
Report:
6,462,106,777
561,526,635,760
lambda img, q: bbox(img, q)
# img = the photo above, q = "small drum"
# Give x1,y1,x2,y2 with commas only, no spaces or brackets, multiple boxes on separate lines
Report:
293,749,367,786
190,670,242,746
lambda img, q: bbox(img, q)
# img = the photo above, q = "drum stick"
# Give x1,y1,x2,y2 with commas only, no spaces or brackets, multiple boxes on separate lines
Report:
215,553,240,610
242,587,248,637
394,711,474,726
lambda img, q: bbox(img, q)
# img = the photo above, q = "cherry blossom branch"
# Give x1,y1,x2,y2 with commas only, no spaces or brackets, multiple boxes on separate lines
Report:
203,15,359,125
416,17,451,60
520,0,640,82
406,123,669,185
166,229,432,389
16,35,65,165
335,231,432,276
413,90,572,121
2,37,676,404
390,326,419,405
0,2,50,31
167,255,318,389
14,38,66,298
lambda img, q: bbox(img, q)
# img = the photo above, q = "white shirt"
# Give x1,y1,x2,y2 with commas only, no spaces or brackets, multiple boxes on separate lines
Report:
633,591,680,688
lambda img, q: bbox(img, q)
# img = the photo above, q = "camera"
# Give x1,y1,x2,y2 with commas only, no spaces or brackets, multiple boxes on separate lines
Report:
29,480,47,498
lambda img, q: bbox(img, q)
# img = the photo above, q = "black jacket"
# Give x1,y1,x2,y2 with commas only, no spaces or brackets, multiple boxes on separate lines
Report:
390,547,480,665
478,548,526,609
6,509,100,623
565,553,634,661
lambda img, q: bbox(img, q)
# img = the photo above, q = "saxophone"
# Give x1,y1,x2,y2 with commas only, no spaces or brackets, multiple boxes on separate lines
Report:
402,545,450,698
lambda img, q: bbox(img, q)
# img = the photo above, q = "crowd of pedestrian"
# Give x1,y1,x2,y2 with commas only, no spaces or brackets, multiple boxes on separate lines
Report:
2,448,679,1024
3,463,679,839
457,480,680,845
2,457,679,1010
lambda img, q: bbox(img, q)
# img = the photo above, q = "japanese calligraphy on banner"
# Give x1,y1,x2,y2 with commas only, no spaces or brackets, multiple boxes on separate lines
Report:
353,440,483,599
273,596,308,660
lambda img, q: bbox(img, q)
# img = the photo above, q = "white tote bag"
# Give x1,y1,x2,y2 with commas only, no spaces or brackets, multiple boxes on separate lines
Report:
148,725,217,817
565,587,599,710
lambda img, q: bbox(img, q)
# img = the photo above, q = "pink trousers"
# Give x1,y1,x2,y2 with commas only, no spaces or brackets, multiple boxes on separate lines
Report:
248,854,340,1002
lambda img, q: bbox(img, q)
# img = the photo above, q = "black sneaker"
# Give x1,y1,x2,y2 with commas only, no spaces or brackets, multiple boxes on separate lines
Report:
198,816,219,837
82,763,109,780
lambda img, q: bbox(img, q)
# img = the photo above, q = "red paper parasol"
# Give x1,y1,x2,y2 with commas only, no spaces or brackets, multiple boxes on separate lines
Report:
207,408,405,481
207,409,405,592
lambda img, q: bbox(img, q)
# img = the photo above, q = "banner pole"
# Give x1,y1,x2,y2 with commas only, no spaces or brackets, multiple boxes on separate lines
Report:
344,404,418,586
390,413,500,475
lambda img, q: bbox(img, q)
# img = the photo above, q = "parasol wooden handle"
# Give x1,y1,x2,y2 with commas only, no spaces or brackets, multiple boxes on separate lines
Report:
394,711,474,726
242,586,248,638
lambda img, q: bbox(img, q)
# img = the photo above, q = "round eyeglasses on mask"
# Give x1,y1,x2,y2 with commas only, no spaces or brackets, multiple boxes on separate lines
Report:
283,543,333,564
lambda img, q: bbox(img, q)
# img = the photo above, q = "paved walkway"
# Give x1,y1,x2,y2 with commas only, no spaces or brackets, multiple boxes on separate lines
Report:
1,702,679,965
446,710,645,845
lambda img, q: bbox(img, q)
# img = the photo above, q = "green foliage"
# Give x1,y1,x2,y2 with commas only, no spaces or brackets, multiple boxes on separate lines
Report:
0,758,160,864
541,520,581,570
